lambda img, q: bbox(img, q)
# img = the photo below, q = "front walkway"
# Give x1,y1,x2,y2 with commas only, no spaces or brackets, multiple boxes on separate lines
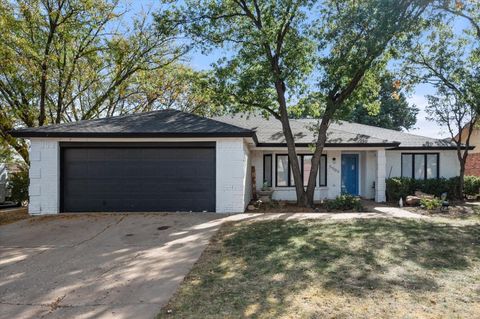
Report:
225,205,424,222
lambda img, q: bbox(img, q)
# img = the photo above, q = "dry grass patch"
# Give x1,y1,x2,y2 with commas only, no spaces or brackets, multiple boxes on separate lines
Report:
159,218,480,319
0,208,30,226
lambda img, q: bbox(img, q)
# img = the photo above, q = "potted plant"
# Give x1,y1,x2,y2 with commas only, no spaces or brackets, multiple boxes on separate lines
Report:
257,180,274,203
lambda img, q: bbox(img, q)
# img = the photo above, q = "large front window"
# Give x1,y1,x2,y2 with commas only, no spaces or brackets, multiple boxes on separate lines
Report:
274,154,327,187
401,153,439,179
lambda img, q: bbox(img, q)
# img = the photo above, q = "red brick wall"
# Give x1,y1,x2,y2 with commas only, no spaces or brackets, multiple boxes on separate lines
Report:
465,153,480,176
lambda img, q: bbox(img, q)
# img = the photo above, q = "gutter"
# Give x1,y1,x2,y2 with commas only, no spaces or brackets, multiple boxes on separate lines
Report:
255,142,401,148
9,130,257,139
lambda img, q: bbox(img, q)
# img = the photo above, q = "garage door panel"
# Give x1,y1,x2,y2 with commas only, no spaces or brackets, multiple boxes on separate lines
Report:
62,146,215,212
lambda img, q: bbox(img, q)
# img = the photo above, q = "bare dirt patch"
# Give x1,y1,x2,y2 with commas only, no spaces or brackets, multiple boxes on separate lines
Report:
401,201,480,220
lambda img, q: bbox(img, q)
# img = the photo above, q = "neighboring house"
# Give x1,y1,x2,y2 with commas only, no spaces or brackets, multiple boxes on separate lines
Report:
455,124,480,176
11,110,463,215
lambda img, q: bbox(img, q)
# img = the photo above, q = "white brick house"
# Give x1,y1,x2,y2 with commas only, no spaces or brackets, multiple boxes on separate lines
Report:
11,110,463,215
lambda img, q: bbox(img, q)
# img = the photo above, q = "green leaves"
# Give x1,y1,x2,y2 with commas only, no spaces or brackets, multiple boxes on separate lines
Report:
161,0,317,117
342,73,419,131
405,0,479,137
0,0,187,162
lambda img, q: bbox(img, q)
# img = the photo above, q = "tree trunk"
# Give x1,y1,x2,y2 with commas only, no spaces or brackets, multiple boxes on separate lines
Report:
459,161,465,199
38,63,48,126
305,100,336,206
274,80,307,206
456,118,476,199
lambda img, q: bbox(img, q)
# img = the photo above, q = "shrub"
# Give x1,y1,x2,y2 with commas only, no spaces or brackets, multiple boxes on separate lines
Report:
325,194,363,211
386,177,462,202
7,166,29,205
386,177,414,202
464,175,480,197
420,197,442,211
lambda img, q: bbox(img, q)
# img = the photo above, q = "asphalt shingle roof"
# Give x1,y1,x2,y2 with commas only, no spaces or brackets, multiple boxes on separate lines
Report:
213,113,458,149
11,109,459,149
10,109,254,138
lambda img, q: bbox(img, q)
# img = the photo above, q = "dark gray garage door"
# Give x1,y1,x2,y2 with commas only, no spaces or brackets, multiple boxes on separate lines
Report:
61,144,215,212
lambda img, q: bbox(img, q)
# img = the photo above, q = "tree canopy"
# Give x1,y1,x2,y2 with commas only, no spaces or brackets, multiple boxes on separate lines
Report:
161,0,431,205
0,0,220,163
403,0,480,195
342,74,419,131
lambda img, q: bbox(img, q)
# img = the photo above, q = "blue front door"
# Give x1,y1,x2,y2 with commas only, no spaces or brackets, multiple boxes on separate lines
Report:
341,154,359,195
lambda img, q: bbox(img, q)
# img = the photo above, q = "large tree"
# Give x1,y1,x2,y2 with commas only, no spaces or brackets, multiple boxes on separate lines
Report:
0,0,186,163
163,0,431,206
405,0,480,196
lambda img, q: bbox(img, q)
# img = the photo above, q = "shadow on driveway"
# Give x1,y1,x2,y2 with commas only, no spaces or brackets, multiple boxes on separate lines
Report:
0,213,227,319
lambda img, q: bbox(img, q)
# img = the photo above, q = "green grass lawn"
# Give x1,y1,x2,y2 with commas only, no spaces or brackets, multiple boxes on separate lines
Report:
159,218,480,319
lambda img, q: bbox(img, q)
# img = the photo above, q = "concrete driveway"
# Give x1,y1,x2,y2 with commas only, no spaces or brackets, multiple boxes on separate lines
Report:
0,213,228,319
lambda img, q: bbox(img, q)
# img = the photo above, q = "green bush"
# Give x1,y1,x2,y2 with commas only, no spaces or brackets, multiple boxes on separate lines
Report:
325,194,363,211
386,177,462,202
420,197,442,211
7,167,29,205
464,175,480,196
385,177,413,202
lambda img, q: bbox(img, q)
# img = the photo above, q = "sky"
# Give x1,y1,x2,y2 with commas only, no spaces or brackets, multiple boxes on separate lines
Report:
127,0,454,140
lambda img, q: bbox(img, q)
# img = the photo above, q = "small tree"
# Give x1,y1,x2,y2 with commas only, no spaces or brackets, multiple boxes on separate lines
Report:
405,1,480,196
426,92,476,196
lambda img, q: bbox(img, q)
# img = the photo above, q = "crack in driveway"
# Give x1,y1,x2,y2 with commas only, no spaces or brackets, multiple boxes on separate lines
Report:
72,215,126,247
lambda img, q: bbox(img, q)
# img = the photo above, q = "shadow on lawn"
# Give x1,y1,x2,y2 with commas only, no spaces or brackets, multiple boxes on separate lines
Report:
163,218,480,318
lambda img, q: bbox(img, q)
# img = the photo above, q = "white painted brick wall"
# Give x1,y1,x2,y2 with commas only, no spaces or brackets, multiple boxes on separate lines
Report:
327,150,342,199
27,137,250,215
31,136,436,213
375,149,386,202
28,139,60,215
215,138,250,213
363,151,376,200
243,142,252,209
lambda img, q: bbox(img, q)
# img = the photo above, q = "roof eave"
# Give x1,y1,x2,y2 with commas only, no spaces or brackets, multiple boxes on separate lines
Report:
9,131,256,139
391,145,474,150
255,142,401,148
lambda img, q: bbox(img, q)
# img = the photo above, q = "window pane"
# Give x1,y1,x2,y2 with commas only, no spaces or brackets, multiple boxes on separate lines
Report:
320,156,327,186
290,156,301,186
276,155,288,186
303,155,312,186
426,154,438,179
263,155,272,187
402,154,413,178
414,154,425,179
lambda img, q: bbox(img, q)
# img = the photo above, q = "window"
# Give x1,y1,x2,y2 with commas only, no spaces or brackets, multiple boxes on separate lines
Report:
276,155,289,186
414,155,425,179
426,154,438,179
401,153,439,180
275,154,327,187
319,155,327,186
401,154,413,178
303,155,312,186
263,155,272,187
